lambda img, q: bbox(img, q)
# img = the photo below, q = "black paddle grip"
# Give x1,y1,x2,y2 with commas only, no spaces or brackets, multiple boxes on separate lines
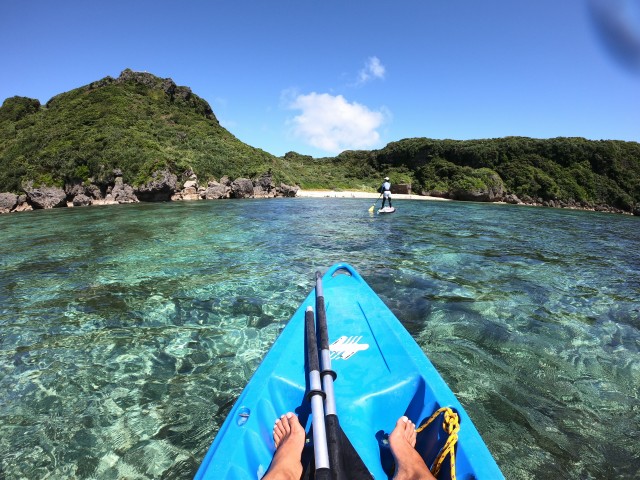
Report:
305,308,320,372
316,297,330,350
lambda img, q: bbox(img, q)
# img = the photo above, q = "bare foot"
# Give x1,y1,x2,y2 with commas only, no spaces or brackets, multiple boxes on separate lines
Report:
263,412,306,480
389,416,436,480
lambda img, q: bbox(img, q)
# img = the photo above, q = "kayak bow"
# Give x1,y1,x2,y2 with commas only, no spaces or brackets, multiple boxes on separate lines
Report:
195,263,504,479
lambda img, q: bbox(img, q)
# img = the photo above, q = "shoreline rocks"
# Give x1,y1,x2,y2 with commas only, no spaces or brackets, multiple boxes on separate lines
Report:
23,184,67,209
0,168,635,216
0,192,18,213
0,170,300,214
230,178,254,199
202,179,229,200
108,174,139,204
135,169,178,202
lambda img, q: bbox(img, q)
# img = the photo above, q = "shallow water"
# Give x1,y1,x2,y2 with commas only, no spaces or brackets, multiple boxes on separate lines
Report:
0,199,638,479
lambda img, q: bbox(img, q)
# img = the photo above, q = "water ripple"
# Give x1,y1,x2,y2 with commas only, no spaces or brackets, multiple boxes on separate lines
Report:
0,199,638,479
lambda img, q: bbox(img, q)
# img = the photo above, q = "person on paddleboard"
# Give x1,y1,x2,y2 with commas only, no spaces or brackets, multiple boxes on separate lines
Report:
380,176,393,209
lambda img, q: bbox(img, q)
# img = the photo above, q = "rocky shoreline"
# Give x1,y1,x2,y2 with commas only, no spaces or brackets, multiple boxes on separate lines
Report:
0,169,299,214
0,169,637,216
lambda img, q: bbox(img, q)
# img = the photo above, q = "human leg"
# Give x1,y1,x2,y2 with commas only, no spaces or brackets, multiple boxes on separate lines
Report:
382,191,392,208
388,416,435,480
263,412,306,480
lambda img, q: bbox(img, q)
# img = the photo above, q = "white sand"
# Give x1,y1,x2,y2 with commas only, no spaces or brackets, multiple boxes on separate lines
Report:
295,189,450,201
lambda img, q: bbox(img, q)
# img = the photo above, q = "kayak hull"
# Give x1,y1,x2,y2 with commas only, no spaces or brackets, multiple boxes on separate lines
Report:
195,263,503,479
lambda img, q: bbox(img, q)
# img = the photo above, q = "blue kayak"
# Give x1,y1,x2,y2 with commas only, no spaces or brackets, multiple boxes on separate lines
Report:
195,263,504,479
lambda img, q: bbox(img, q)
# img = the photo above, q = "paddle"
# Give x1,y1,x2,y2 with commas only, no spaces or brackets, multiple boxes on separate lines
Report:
368,193,382,213
315,271,373,480
305,306,331,479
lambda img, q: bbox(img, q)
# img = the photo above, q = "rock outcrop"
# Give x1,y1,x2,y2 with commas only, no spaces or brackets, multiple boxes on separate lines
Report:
86,184,103,200
180,173,201,201
167,172,298,201
61,182,107,207
278,183,299,197
106,172,138,204
449,172,505,202
157,171,300,202
23,184,67,209
72,194,92,207
230,178,255,199
0,192,18,213
203,180,229,199
390,183,412,195
65,183,85,199
2,169,304,214
504,193,522,204
13,198,33,212
171,172,201,201
253,173,276,198
135,169,177,201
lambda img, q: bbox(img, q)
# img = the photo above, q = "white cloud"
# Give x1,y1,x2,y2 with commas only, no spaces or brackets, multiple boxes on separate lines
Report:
357,56,386,84
287,92,386,153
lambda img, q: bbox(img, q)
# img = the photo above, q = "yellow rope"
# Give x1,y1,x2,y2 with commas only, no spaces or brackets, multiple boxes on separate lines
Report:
415,407,460,480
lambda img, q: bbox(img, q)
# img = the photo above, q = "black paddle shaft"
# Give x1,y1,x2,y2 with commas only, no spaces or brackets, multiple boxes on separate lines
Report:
314,271,330,351
305,307,320,373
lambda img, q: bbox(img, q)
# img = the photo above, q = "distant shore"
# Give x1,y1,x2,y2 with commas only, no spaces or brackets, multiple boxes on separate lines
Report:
295,189,451,201
293,189,640,215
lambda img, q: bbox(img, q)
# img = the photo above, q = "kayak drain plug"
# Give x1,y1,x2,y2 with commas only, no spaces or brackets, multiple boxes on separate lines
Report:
237,407,251,426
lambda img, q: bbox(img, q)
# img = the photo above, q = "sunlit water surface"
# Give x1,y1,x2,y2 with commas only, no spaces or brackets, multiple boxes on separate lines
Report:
0,199,638,479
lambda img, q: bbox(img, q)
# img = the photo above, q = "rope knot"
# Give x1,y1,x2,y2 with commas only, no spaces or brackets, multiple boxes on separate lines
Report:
414,407,460,480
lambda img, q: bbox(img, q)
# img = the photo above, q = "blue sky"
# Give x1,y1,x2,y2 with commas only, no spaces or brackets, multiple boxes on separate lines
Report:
1,0,639,157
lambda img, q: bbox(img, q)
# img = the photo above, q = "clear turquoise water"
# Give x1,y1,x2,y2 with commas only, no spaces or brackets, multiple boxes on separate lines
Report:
0,199,638,479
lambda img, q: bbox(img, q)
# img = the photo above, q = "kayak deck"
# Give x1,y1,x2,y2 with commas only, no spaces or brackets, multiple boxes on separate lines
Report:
195,263,503,479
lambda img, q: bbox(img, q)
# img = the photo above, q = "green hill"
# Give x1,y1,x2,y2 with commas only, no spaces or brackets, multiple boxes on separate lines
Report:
337,137,640,211
0,69,286,191
1,69,639,213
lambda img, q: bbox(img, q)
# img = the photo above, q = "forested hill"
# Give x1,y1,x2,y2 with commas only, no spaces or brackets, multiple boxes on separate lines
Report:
0,69,286,192
323,137,640,213
1,69,639,214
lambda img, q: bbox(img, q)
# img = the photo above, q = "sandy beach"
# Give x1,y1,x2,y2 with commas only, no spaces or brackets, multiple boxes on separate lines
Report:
295,189,451,201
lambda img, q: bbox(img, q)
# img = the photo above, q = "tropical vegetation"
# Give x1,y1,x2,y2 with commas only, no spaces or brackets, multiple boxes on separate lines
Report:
1,69,639,213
